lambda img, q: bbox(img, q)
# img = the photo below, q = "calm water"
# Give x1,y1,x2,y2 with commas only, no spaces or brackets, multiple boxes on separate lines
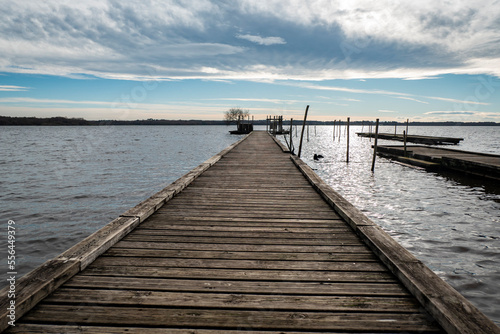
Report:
0,125,245,283
1,125,499,325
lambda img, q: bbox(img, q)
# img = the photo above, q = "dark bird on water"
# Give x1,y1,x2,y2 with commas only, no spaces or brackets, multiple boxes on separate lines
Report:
313,154,324,161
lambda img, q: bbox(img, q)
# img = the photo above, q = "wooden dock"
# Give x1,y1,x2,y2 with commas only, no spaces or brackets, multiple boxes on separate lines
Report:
377,145,500,180
2,131,499,333
357,132,463,145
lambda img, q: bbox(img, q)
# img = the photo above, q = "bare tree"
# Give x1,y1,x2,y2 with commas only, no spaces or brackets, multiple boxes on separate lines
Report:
224,107,250,124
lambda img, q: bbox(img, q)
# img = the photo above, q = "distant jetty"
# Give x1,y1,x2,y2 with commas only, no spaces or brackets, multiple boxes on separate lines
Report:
357,132,463,145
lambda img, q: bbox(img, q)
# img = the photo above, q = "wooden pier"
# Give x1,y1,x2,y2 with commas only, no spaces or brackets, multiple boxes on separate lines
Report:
377,145,500,180
357,132,463,145
2,131,499,333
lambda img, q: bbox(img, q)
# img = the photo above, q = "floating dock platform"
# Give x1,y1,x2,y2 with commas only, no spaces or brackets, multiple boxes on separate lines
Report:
357,132,463,145
1,132,499,333
378,145,500,181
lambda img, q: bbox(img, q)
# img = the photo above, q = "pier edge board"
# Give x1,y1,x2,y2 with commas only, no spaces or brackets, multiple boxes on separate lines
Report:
289,153,500,334
268,132,291,153
0,132,252,333
0,259,79,332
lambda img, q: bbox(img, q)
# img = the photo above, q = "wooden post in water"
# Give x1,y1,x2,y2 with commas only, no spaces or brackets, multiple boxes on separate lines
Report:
298,105,309,158
403,130,407,157
274,116,277,136
289,118,293,153
394,122,397,136
371,118,380,172
346,117,350,163
406,118,409,136
338,120,341,141
333,120,336,141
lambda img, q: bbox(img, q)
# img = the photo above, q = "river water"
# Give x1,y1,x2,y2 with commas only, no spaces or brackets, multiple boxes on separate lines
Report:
1,125,499,325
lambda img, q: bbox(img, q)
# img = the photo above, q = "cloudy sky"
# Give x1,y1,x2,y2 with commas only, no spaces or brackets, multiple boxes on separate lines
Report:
1,0,499,121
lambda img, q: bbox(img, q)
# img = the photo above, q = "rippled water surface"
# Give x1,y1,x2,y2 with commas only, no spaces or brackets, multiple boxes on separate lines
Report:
1,126,244,283
280,125,500,324
1,125,499,325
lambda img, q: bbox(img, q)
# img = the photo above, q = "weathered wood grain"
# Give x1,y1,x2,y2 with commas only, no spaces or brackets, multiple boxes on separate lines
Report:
113,240,372,253
45,288,421,312
122,234,365,245
89,257,386,271
5,324,370,334
0,259,79,332
19,305,443,332
102,248,377,261
79,266,397,282
64,276,408,296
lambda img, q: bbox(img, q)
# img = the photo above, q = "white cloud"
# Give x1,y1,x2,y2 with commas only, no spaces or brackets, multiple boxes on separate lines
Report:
0,85,30,91
424,111,476,115
379,109,397,113
287,82,493,109
424,96,490,105
423,110,500,120
236,34,286,46
287,82,412,96
396,97,429,104
0,97,115,105
205,97,297,104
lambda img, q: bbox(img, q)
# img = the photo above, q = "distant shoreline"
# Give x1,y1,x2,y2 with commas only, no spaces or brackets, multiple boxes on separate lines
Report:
1,115,499,126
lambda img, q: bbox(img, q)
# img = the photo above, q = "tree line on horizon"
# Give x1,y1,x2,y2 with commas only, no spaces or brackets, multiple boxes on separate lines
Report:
1,115,498,126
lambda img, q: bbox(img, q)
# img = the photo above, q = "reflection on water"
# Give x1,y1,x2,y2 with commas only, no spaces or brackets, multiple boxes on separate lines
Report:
279,125,500,325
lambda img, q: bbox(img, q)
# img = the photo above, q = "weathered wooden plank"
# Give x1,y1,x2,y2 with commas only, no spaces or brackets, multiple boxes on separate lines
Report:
154,211,340,219
102,248,377,261
179,188,323,196
59,216,140,270
113,241,372,253
129,229,358,239
80,266,397,282
6,324,360,334
20,305,442,332
143,216,344,224
64,276,409,296
161,203,335,212
45,288,422,313
0,259,79,332
90,257,386,271
136,224,350,232
122,235,365,245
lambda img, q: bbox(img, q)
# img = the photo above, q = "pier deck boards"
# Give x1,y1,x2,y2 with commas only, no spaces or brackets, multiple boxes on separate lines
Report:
3,131,499,333
377,145,500,180
357,132,463,145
